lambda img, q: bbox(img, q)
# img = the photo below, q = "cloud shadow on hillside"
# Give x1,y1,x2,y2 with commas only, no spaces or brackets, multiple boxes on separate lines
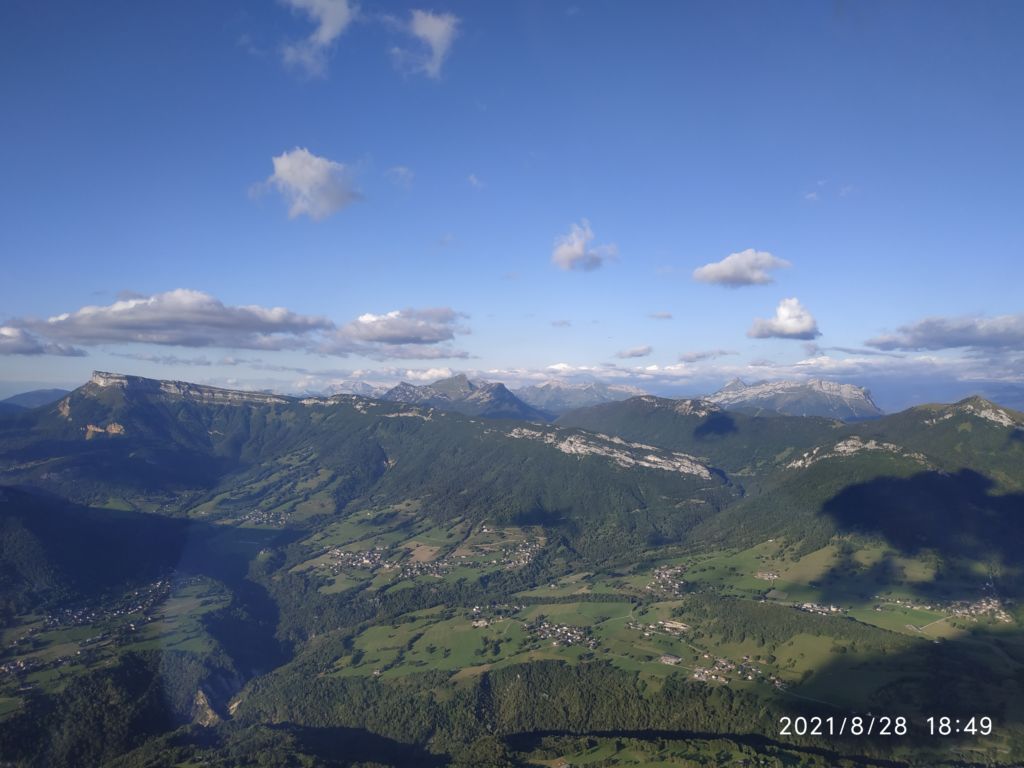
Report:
694,412,738,439
818,468,1024,566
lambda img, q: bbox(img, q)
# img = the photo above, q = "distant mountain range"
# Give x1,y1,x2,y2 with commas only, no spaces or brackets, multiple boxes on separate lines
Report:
0,388,70,410
382,374,550,421
4,375,992,425
704,378,883,420
512,379,645,414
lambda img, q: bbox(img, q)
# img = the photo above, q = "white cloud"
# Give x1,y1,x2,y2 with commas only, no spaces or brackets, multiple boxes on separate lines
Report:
649,312,673,320
30,289,333,350
390,10,459,79
692,248,791,287
402,367,454,381
615,345,653,359
748,298,821,340
340,308,467,344
15,291,471,362
320,307,471,359
386,165,414,188
467,173,483,188
282,0,357,76
551,320,571,327
410,9,459,77
263,147,360,221
866,314,1024,352
0,326,84,357
551,219,618,271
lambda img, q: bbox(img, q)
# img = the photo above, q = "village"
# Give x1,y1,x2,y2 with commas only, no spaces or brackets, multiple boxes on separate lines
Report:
874,594,1013,624
320,530,543,584
527,619,599,650
646,564,689,597
794,602,845,616
0,575,204,685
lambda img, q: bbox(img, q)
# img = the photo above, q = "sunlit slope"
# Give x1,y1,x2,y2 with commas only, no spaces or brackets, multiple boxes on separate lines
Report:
556,396,840,475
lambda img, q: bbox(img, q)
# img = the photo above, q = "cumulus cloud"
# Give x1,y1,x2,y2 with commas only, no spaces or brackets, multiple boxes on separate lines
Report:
320,307,471,359
678,349,736,363
649,312,673,320
551,219,618,271
11,289,473,363
0,326,85,357
390,10,459,78
281,0,357,76
402,367,455,381
263,147,360,220
339,308,467,344
692,249,791,287
748,298,821,340
30,289,333,350
615,345,653,359
866,314,1024,352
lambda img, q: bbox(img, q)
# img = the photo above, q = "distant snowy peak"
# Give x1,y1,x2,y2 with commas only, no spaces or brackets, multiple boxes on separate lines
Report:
706,378,882,420
514,379,647,415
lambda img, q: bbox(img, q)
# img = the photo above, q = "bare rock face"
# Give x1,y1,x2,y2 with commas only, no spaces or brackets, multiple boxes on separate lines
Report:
84,422,126,439
89,371,290,406
191,689,222,727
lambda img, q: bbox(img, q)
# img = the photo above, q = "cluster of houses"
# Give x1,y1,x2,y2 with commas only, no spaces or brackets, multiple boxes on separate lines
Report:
238,507,290,526
875,594,1013,624
647,564,688,596
468,604,523,628
689,654,786,689
1,576,203,687
628,619,690,639
326,546,390,575
950,596,1013,623
40,577,175,630
322,529,543,584
795,602,844,616
528,619,598,649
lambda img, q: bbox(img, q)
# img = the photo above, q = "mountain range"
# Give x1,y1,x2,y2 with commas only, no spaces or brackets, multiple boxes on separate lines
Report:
381,373,550,421
512,379,646,414
705,378,883,420
0,388,70,414
293,374,882,422
2,370,1024,766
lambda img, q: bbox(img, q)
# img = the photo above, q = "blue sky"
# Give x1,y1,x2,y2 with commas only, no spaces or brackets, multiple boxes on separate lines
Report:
1,0,1022,409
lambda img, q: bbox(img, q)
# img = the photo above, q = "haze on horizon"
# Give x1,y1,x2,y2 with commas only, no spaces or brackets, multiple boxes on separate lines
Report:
2,1,1022,412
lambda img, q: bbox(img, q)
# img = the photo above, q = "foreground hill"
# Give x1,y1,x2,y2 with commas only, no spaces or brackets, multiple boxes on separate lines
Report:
0,372,730,561
557,395,840,476
560,393,1024,556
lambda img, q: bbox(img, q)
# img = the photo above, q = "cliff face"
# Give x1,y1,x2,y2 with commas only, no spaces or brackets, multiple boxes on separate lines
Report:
89,371,290,406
